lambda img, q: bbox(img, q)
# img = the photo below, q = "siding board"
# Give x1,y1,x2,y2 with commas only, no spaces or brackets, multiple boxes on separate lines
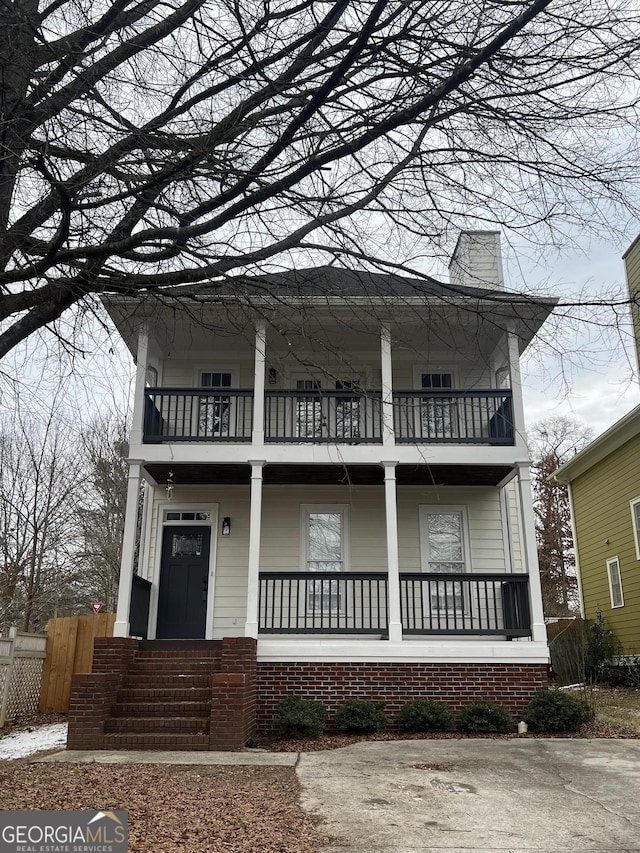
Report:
571,431,640,651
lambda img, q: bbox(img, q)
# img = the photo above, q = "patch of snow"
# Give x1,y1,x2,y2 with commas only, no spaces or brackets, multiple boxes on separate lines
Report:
0,723,68,760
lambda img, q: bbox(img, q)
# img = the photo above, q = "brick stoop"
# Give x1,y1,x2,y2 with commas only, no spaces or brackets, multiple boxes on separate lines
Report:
67,637,257,751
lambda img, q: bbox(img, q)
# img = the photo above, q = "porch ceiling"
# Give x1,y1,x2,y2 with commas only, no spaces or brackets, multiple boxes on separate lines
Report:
144,462,513,487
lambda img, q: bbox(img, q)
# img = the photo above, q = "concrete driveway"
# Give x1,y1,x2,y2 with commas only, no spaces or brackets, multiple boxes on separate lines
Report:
296,739,640,852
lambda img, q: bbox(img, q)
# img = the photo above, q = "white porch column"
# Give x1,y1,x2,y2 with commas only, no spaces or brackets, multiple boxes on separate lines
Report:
506,329,527,450
380,325,395,447
515,461,547,644
252,320,266,446
382,461,403,643
114,461,143,637
130,325,149,446
244,459,266,638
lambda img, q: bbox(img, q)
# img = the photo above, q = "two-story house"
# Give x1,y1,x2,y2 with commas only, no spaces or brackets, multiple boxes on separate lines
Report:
68,231,554,750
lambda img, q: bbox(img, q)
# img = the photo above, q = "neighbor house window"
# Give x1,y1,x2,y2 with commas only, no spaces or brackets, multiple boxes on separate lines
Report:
606,557,624,608
631,497,640,560
302,506,348,611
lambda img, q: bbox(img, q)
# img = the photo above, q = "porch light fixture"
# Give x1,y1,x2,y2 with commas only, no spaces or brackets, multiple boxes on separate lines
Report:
166,470,174,501
222,517,231,536
268,367,277,385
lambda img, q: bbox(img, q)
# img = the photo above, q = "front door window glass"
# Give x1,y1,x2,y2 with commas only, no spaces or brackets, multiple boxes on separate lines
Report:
171,533,203,557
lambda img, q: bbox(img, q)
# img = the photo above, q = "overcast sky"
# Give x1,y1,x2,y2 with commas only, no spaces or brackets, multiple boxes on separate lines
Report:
514,234,640,436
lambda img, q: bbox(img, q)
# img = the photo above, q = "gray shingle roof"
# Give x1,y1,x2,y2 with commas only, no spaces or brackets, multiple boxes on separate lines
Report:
211,265,530,301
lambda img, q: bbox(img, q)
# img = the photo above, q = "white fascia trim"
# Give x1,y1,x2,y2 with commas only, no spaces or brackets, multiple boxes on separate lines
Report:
553,404,640,483
257,639,550,665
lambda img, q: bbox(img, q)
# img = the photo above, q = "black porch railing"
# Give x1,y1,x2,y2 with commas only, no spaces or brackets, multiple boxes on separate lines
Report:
393,390,514,444
399,573,530,637
258,572,388,633
144,388,254,442
258,572,531,637
142,387,513,445
264,389,382,443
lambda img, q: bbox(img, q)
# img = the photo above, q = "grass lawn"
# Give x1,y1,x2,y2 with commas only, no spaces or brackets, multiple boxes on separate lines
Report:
588,687,640,735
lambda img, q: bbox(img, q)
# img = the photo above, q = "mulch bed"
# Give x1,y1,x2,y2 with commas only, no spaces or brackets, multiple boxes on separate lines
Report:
251,718,638,752
0,762,329,853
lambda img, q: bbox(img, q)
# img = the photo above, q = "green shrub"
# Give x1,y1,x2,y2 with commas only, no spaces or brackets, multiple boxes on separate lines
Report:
524,689,591,732
398,700,454,732
584,610,623,683
274,696,328,739
459,701,512,733
334,699,387,733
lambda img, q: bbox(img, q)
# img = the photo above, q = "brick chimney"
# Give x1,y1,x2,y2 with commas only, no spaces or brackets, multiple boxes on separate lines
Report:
449,230,505,290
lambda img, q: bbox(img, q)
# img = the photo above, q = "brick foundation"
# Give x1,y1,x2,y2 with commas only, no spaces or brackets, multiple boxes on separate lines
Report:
67,638,139,750
210,638,257,750
67,637,258,750
68,640,548,747
256,662,549,732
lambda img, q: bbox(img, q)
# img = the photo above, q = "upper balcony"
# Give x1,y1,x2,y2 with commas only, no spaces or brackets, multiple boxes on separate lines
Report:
143,386,514,446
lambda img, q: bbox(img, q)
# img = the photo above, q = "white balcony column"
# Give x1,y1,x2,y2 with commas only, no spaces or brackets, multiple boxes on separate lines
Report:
382,460,403,642
130,325,149,446
515,461,547,644
114,461,143,637
252,320,267,446
380,325,395,446
244,460,266,638
506,329,527,450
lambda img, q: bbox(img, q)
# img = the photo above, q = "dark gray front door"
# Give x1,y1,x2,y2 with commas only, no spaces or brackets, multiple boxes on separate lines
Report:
157,525,211,638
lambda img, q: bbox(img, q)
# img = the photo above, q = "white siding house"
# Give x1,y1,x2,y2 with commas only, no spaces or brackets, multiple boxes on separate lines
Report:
68,230,555,749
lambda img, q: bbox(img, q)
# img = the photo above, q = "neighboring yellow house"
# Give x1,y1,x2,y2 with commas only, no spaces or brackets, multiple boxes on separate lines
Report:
554,234,640,653
553,405,640,654
626,233,640,368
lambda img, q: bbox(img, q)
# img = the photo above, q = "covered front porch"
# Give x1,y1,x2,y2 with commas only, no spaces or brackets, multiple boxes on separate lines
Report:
116,460,546,649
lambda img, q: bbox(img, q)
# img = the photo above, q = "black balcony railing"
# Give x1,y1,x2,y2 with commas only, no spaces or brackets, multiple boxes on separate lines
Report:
258,572,531,637
144,388,254,442
142,388,513,445
264,389,382,443
258,572,388,633
399,573,530,636
393,390,514,444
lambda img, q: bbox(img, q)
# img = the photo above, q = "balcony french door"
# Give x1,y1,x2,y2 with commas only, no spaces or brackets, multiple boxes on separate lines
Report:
294,379,363,441
198,371,232,438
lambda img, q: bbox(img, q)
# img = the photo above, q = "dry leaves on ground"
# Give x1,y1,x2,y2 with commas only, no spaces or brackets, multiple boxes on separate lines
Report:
0,763,329,853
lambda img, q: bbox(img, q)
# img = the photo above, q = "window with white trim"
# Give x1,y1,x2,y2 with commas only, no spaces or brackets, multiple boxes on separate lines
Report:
302,506,348,612
420,506,469,610
606,557,624,608
631,497,640,560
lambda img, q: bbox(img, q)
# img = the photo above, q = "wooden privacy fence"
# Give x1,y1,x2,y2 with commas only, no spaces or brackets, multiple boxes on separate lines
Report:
40,613,115,713
0,628,47,728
